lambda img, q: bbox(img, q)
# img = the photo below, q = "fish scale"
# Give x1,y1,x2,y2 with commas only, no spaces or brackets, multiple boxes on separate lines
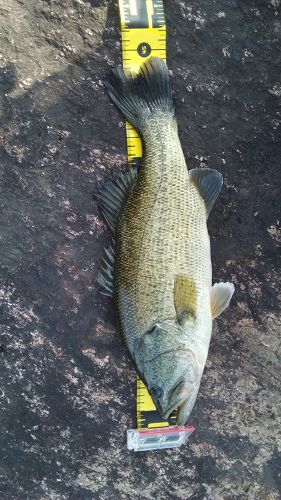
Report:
116,117,211,343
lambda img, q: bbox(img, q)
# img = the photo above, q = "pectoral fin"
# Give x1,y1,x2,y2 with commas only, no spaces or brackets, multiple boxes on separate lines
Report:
211,282,235,318
190,168,223,216
174,274,197,325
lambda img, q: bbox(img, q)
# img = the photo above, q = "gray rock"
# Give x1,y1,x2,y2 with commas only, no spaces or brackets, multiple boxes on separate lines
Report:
0,0,280,498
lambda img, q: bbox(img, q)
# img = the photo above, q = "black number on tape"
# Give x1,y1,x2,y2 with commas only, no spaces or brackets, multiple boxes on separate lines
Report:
137,42,151,57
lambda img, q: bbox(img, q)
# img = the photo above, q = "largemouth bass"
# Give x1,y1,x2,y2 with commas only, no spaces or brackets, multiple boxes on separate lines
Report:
98,57,234,425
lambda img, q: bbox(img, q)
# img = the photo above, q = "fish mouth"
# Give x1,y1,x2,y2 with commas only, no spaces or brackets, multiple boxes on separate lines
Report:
176,392,198,425
162,380,197,425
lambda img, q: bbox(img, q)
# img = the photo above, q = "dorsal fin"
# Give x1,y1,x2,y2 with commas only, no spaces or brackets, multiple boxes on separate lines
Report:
97,241,115,296
174,274,197,325
96,167,138,233
189,168,223,216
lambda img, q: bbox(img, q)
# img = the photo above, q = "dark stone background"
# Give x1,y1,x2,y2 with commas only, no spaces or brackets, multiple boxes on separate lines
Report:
0,0,280,498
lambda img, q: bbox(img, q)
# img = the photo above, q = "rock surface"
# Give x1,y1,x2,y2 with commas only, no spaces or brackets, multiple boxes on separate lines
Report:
0,0,280,498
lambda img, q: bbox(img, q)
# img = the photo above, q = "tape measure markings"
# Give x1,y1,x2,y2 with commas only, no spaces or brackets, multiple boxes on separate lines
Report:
118,0,178,429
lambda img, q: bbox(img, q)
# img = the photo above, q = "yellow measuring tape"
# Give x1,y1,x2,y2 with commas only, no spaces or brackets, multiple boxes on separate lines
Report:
118,0,177,430
119,0,166,167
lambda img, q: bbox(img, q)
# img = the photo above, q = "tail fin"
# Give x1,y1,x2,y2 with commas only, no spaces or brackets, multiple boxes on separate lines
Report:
104,57,174,132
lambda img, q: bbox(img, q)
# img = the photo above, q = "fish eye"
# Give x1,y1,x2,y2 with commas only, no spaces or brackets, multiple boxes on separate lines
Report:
150,386,163,399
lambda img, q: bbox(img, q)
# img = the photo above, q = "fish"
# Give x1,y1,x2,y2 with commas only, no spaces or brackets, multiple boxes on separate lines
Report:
97,57,235,425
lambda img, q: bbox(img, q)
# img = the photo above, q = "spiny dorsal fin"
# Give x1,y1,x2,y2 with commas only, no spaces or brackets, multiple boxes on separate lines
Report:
97,241,115,297
174,274,197,325
189,168,223,216
211,282,235,318
96,167,138,233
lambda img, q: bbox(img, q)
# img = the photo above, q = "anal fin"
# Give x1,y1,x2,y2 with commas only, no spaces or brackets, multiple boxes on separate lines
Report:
190,168,223,216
